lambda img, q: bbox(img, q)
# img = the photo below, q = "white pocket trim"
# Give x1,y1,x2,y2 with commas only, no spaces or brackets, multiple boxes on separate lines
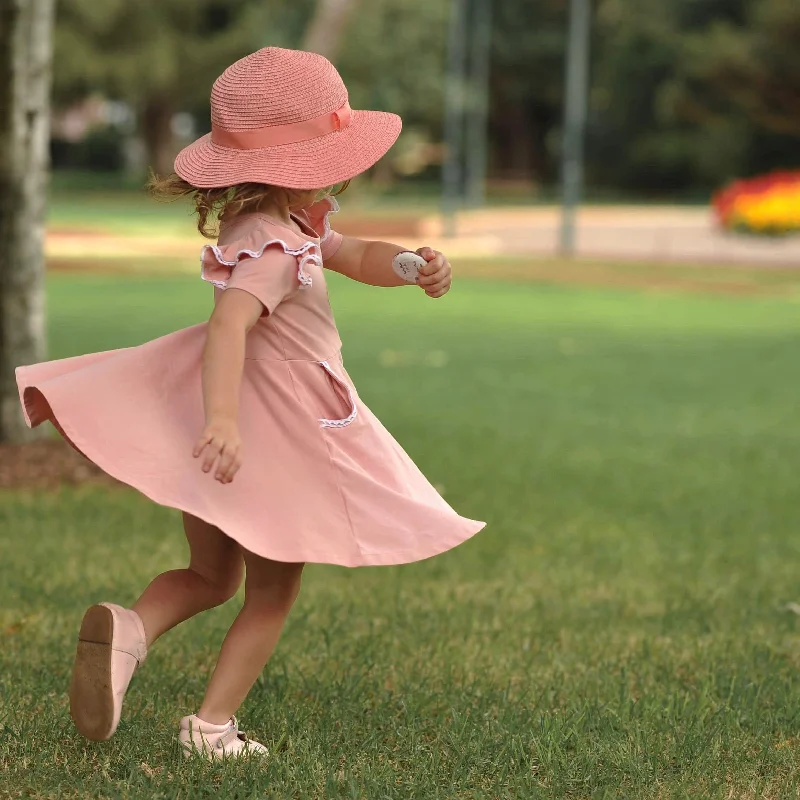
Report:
318,360,358,429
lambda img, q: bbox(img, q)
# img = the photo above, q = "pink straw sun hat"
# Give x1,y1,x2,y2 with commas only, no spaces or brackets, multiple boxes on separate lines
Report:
174,47,402,190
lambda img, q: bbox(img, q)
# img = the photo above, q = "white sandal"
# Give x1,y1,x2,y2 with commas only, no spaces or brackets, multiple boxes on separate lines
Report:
179,715,269,759
69,603,147,741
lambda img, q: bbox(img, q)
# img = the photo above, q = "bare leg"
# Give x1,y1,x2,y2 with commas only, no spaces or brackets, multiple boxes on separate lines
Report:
197,551,304,724
132,513,244,646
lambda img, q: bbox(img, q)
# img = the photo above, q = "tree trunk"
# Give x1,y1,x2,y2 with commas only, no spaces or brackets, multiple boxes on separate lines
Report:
0,0,55,443
302,0,357,63
141,95,176,177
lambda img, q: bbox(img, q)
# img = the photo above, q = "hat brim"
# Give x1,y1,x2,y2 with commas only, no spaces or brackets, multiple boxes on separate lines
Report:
174,110,402,189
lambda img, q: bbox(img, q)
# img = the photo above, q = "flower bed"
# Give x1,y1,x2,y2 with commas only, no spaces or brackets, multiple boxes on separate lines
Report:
713,171,800,236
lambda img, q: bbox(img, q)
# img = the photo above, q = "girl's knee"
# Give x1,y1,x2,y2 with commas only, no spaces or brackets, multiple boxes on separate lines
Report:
193,559,244,606
243,564,303,616
213,569,244,605
184,514,243,605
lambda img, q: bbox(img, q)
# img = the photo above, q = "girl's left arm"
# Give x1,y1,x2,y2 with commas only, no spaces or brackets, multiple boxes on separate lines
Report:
193,288,263,484
325,236,453,299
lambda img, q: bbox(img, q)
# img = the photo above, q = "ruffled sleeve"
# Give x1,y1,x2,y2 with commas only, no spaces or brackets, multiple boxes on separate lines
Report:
200,237,320,316
300,196,343,261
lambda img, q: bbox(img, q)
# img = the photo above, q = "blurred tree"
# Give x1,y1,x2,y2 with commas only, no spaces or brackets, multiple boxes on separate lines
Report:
488,0,566,185
679,0,800,138
336,0,567,187
50,0,800,196
291,0,452,185
54,0,363,177
0,0,55,443
54,0,275,175
336,0,450,133
52,0,568,189
588,0,800,196
303,0,356,62
589,0,705,194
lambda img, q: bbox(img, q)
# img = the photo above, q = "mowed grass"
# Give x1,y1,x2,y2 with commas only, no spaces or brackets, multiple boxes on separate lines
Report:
3,270,800,798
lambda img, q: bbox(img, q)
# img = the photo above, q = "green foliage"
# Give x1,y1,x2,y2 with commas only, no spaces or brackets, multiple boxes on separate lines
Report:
489,0,567,183
476,0,800,193
4,272,800,795
53,0,297,172
52,126,127,172
54,0,272,107
337,0,450,128
50,0,800,195
673,0,800,183
589,0,800,193
679,0,800,138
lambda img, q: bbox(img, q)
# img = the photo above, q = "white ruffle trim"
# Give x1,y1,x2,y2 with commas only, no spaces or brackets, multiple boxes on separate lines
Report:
319,196,340,244
200,238,319,290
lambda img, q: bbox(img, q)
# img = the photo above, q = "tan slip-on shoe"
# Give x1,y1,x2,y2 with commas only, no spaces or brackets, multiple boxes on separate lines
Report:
69,603,147,741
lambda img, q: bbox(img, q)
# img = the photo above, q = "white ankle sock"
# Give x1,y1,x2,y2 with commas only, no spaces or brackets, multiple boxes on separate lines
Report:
189,714,233,732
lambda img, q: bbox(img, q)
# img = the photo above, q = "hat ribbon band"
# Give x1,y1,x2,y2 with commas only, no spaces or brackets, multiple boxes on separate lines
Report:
211,101,352,149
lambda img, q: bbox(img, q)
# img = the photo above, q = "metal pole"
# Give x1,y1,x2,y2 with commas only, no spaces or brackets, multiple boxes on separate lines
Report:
559,0,592,256
442,0,468,237
465,0,492,208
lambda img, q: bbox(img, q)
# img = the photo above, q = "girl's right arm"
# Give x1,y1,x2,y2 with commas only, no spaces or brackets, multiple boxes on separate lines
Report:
326,237,453,298
193,288,263,484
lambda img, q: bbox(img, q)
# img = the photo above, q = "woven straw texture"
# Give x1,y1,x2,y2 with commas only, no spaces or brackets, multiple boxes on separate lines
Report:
175,48,402,189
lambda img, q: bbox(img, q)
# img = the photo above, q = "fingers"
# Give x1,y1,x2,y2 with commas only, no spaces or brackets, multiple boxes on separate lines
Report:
417,258,451,288
193,431,213,459
415,248,452,298
195,439,242,483
194,421,243,483
216,443,242,484
418,265,450,287
425,283,450,298
201,437,222,474
421,275,451,296
194,441,242,483
223,456,243,483
416,248,444,278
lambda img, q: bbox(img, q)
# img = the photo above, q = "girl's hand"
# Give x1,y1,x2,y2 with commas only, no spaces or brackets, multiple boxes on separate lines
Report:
415,247,452,298
193,417,243,484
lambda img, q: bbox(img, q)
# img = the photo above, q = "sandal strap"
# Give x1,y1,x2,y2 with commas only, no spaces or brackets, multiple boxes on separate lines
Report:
217,726,241,749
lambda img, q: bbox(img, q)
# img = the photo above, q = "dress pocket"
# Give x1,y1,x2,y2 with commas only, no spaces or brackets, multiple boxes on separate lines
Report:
317,360,358,429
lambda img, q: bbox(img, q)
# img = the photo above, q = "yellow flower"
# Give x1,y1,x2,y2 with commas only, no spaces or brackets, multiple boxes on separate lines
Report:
720,176,800,234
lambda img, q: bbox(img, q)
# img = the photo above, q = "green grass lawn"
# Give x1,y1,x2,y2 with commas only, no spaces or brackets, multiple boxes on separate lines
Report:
3,272,800,798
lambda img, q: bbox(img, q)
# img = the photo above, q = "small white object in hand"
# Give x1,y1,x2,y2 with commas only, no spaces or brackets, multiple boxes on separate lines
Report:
392,251,426,284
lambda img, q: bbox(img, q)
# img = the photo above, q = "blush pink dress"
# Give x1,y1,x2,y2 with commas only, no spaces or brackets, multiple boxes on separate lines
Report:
16,198,484,567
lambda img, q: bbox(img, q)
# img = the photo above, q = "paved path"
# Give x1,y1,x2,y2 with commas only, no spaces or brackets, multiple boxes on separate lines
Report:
46,206,800,268
415,206,800,266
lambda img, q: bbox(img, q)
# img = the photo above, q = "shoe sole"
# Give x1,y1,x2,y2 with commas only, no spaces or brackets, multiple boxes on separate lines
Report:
69,605,115,741
179,743,269,760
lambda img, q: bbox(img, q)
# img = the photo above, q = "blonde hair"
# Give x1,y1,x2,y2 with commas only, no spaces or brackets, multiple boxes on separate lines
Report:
147,173,350,239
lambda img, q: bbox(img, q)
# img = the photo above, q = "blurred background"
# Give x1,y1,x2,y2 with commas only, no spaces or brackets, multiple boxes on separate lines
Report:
50,0,798,196
5,2,800,795
45,0,800,263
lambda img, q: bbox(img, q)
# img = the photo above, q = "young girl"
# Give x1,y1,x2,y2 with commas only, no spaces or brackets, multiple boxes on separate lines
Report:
16,47,484,759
